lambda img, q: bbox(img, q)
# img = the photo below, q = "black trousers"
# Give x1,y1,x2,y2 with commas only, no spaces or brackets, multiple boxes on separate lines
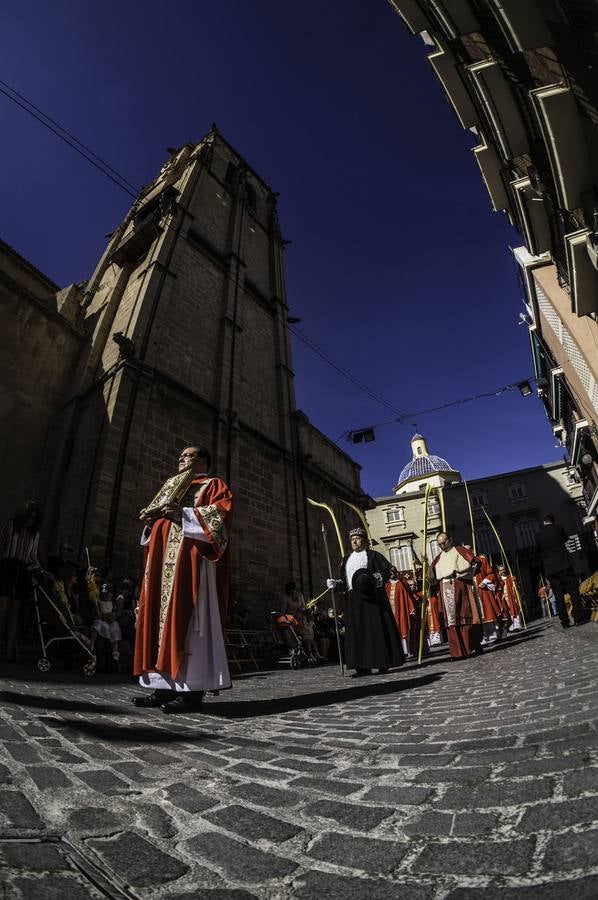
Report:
548,569,584,624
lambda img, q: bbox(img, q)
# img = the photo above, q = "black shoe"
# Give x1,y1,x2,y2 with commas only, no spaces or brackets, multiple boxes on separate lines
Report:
561,620,571,629
132,691,170,708
351,668,371,678
161,695,203,714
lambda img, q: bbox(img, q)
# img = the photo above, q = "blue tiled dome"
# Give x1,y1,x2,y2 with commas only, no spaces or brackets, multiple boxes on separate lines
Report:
397,454,457,488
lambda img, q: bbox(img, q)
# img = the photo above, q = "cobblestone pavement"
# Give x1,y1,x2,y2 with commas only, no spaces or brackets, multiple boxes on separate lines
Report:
1,620,597,899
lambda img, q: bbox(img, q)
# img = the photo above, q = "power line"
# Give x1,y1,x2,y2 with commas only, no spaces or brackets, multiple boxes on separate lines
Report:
0,77,139,198
0,78,552,442
289,325,534,442
335,379,537,442
289,325,407,419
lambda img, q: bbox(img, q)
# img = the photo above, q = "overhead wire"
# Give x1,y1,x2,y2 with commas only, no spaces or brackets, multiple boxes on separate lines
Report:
0,77,139,198
0,80,410,427
334,379,536,442
0,78,549,442
288,325,407,419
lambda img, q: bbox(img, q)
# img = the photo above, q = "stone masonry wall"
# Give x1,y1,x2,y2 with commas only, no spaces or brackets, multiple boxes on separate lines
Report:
0,242,86,527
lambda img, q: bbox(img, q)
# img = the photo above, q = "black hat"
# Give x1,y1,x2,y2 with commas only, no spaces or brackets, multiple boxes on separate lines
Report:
351,568,377,600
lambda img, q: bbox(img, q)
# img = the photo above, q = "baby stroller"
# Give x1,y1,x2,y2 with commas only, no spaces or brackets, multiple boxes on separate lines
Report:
29,565,97,676
271,612,310,669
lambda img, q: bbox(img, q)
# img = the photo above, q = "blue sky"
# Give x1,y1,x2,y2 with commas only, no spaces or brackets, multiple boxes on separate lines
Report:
1,0,558,496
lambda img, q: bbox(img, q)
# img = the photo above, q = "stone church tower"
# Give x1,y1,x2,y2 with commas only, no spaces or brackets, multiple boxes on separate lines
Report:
28,128,365,603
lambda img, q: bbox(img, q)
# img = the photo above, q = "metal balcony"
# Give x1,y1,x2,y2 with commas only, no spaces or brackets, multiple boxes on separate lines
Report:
467,59,529,161
531,84,594,213
427,36,478,129
565,228,598,317
510,176,552,255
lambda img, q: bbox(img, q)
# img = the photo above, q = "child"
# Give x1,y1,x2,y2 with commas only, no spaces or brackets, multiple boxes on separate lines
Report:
90,582,122,661
301,610,322,662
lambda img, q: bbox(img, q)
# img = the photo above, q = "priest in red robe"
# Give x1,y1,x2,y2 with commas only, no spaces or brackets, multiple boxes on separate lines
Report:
431,532,483,660
386,566,416,656
132,445,233,714
474,554,505,644
498,564,522,631
427,592,443,647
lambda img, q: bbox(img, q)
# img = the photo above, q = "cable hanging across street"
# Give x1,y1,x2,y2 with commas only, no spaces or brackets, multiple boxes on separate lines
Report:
335,378,539,443
0,77,140,198
1,76,542,452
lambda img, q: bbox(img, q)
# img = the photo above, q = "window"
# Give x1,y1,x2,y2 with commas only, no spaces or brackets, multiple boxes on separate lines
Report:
428,497,440,517
476,527,499,556
429,537,441,560
245,182,257,213
515,519,540,549
416,446,423,455
509,482,527,501
471,492,488,508
390,545,413,572
386,508,405,525
224,162,237,185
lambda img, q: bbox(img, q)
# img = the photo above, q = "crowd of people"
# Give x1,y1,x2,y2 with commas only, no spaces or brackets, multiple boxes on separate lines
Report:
0,447,591,713
322,527,525,673
0,503,138,667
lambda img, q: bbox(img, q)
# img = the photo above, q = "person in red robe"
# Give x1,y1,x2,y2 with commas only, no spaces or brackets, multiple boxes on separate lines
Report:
132,445,233,714
426,592,443,647
474,554,505,644
431,532,482,660
498,565,522,631
404,571,430,657
386,567,417,657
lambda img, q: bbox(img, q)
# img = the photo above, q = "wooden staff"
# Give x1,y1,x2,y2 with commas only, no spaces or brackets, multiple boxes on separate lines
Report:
481,507,527,629
418,483,432,664
321,524,345,676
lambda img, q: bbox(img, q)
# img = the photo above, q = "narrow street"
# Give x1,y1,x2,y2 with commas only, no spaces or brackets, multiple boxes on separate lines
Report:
1,621,597,898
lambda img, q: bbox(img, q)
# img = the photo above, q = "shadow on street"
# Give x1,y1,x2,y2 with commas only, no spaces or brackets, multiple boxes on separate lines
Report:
0,671,444,743
0,690,126,717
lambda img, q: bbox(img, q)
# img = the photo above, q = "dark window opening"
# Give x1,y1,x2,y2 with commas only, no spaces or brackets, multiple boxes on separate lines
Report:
245,182,257,213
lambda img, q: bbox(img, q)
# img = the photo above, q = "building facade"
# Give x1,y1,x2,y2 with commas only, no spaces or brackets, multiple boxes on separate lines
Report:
388,1,598,524
366,433,597,610
0,129,367,615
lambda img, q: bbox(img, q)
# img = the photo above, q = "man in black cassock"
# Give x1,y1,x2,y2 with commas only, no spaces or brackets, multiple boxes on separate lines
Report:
327,527,404,677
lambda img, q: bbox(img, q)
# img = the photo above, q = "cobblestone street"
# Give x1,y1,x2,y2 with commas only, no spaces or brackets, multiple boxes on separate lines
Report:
1,620,597,898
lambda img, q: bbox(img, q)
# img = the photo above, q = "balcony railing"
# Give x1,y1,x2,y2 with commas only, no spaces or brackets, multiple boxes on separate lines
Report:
548,210,581,291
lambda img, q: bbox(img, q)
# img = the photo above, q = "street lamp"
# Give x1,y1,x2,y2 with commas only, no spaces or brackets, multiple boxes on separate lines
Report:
349,428,375,444
517,381,533,397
